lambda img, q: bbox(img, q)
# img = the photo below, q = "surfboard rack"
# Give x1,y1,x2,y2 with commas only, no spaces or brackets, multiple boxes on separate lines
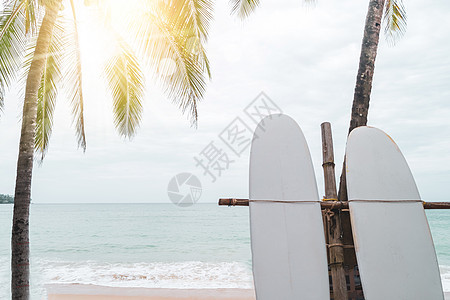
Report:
218,198,450,209
218,121,448,300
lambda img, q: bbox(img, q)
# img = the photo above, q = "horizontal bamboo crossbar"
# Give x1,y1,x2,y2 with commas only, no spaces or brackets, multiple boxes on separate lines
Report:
218,198,450,209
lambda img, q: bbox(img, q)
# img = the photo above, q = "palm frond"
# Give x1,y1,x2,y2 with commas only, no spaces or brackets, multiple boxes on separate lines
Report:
230,0,260,19
198,44,211,79
134,4,210,124
383,0,407,45
35,19,63,161
18,3,45,102
18,37,37,98
184,33,210,79
63,0,86,150
0,1,27,111
164,0,214,42
1,0,39,36
0,0,25,41
24,0,38,34
104,38,144,138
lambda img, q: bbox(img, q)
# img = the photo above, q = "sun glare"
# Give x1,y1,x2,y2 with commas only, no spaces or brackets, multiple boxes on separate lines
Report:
63,0,150,71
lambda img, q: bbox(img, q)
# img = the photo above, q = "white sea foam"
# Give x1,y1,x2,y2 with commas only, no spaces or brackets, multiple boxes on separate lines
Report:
35,260,253,289
2,258,450,299
440,266,450,292
36,260,450,291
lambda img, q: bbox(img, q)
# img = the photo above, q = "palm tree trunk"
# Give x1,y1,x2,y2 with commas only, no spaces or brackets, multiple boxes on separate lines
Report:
337,4,386,298
338,0,385,201
11,2,61,299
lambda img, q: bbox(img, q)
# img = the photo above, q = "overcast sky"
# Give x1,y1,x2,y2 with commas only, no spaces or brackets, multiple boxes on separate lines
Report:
0,0,449,204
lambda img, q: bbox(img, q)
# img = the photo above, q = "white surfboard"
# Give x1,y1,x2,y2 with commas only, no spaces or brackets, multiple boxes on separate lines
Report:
249,114,329,300
346,126,444,300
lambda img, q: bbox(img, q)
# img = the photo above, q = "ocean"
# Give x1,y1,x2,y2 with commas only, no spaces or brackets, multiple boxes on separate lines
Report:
0,203,449,299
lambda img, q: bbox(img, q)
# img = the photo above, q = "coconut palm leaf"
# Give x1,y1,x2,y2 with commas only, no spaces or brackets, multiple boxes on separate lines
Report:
0,0,39,39
35,19,63,161
23,0,38,35
0,1,29,39
198,45,211,79
160,0,213,80
139,15,205,123
135,3,210,124
230,0,260,19
230,0,316,19
104,38,144,138
162,0,213,80
163,0,214,42
63,0,86,150
0,1,28,110
383,0,407,45
182,31,210,79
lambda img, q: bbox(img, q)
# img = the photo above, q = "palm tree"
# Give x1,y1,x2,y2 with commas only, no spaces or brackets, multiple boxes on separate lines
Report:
230,0,405,128
0,0,213,298
230,1,406,299
337,0,406,200
229,0,406,197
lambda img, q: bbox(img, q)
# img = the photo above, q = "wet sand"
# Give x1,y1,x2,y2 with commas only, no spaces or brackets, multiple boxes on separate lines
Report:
46,284,450,299
46,284,256,300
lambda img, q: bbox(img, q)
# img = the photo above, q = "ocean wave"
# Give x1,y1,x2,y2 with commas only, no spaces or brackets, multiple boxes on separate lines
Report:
36,260,450,291
34,260,254,289
440,265,450,292
2,257,450,299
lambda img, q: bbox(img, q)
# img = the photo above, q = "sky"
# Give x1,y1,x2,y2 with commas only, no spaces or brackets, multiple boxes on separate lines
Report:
0,0,449,204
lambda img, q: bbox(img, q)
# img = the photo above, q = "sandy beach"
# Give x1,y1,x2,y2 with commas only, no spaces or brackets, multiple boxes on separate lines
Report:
46,284,450,300
46,285,256,300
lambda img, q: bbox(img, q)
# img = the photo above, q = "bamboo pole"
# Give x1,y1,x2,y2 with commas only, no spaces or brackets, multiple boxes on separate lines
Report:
218,199,450,209
321,122,348,300
423,202,450,209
